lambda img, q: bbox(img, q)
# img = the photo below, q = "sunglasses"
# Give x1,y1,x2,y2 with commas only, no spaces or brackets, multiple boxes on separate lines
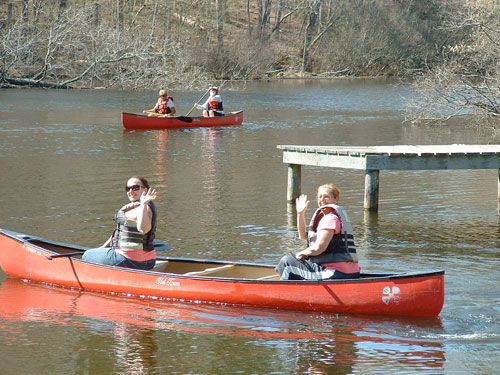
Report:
125,184,144,192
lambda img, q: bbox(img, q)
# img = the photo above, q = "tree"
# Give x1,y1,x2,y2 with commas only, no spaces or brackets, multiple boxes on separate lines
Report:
301,0,339,73
216,0,225,50
407,0,499,125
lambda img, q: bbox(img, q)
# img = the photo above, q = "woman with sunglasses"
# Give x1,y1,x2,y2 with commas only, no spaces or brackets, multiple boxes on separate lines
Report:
276,183,360,280
82,176,158,270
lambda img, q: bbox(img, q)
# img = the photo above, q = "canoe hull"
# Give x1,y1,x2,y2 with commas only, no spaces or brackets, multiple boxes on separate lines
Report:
0,229,445,317
121,111,244,130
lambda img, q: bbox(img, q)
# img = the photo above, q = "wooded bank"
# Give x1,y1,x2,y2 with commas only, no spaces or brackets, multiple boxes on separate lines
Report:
1,0,498,122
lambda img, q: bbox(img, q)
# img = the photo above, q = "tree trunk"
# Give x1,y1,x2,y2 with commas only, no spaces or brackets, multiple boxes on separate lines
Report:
216,0,225,51
6,1,13,28
273,0,283,36
150,0,159,43
117,0,124,31
58,0,67,18
22,0,29,23
302,0,322,72
93,2,100,27
247,0,252,35
258,0,272,40
164,0,172,35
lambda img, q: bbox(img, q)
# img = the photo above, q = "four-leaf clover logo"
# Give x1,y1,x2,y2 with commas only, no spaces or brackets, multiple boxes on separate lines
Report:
382,286,401,304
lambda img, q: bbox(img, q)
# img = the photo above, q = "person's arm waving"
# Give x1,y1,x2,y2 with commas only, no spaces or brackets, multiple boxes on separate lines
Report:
136,188,157,233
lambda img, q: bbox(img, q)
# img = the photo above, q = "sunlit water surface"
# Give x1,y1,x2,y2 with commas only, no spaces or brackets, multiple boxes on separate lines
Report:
0,80,498,374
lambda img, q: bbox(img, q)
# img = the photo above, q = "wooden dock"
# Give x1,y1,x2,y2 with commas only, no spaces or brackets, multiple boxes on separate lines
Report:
277,144,500,211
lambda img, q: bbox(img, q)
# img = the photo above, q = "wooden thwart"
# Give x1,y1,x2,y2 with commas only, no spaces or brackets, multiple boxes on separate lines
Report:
184,264,235,276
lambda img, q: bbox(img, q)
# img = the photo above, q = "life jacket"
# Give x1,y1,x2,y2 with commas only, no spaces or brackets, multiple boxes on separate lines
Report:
307,204,358,264
112,202,157,251
208,95,223,111
156,96,174,114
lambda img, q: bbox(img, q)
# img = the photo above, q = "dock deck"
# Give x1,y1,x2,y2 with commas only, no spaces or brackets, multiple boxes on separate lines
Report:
277,144,500,210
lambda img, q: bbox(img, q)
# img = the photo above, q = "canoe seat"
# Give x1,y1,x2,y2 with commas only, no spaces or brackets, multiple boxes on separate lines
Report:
184,264,235,276
152,260,169,272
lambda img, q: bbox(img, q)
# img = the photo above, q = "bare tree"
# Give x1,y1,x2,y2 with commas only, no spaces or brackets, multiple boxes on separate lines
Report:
58,0,67,19
216,0,225,50
5,1,14,29
258,0,273,39
406,0,499,125
1,0,497,95
0,5,186,89
93,1,100,28
302,0,338,72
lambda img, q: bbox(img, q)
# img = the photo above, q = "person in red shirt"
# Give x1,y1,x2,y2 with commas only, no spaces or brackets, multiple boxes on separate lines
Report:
276,184,361,280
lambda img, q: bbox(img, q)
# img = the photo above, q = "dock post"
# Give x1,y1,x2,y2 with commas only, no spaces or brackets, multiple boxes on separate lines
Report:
364,169,379,211
287,164,301,228
287,164,301,203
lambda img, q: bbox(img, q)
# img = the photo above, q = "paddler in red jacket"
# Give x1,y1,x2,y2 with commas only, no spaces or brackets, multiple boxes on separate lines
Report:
195,86,224,117
144,89,176,117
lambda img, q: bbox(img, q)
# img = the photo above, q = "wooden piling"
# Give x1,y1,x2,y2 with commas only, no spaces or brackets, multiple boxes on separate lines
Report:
364,170,380,210
287,164,301,203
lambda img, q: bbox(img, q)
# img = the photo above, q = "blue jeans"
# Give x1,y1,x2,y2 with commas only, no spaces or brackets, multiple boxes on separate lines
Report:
82,247,155,270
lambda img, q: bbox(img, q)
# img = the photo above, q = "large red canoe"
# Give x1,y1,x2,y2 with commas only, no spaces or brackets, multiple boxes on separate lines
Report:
0,229,445,317
121,111,244,130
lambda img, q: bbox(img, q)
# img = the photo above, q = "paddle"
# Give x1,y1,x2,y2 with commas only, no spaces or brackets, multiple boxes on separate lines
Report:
47,251,84,260
143,112,193,122
185,87,212,116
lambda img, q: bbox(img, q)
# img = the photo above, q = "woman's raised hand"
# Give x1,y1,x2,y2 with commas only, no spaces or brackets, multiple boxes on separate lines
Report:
140,188,157,205
295,194,310,215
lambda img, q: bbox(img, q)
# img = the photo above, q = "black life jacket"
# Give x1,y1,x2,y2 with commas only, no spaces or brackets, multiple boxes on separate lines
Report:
112,202,157,251
307,204,358,264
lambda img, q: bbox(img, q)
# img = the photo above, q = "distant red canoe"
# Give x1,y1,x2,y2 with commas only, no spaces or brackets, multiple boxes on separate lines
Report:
121,111,244,130
0,229,445,317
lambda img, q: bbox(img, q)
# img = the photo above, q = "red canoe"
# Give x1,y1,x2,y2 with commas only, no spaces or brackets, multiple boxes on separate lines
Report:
0,229,445,317
121,111,244,130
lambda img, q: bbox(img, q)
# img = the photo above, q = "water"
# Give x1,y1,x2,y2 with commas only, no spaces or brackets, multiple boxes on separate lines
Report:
0,80,498,374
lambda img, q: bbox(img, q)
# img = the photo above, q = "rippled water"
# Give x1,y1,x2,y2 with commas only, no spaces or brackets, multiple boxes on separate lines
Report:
0,80,498,374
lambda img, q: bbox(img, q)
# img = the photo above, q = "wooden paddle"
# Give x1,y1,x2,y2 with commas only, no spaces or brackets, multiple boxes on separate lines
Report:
142,110,192,122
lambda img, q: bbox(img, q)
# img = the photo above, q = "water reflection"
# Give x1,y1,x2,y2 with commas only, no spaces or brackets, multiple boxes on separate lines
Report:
0,279,446,373
1,83,497,372
154,130,169,189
